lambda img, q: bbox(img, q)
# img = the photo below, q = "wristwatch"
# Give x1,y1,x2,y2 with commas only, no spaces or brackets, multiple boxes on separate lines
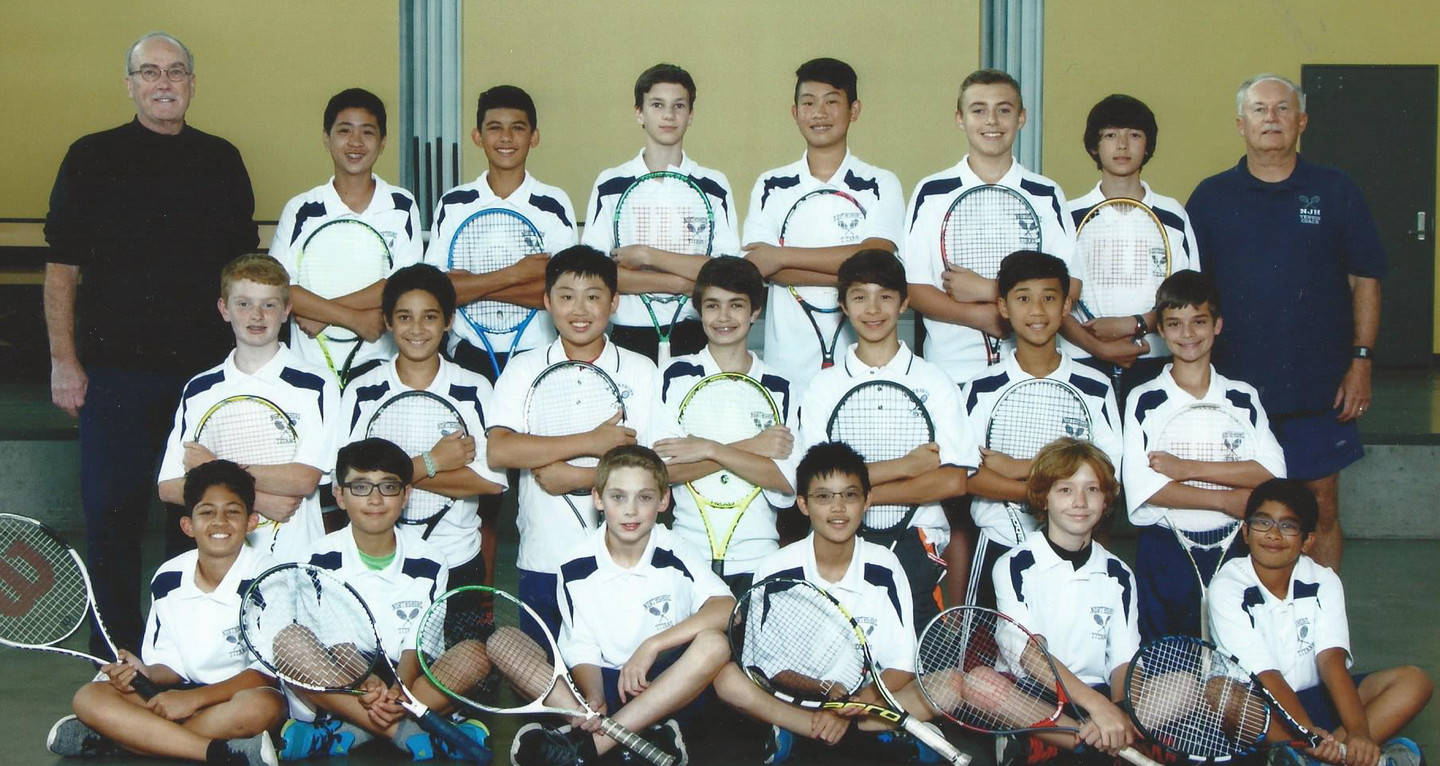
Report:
1132,314,1148,341
1353,345,1374,361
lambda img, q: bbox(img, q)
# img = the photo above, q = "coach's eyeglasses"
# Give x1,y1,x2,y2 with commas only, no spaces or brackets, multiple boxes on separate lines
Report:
341,479,405,497
1246,516,1303,537
129,65,192,83
804,489,865,506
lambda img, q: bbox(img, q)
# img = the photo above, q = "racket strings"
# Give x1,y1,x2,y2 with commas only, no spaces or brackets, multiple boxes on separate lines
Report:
0,519,88,646
415,591,518,706
733,582,866,702
941,189,1040,276
367,394,465,522
1076,204,1169,316
615,180,712,256
987,382,1093,462
1129,640,1270,756
242,567,379,691
196,399,298,465
780,193,865,248
297,222,391,297
527,364,623,470
827,384,933,533
1157,407,1255,492
452,213,542,332
916,609,1062,731
679,379,777,503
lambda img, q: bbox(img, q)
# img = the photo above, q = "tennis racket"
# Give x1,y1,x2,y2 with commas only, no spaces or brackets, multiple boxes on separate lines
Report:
1074,198,1171,380
984,379,1093,544
0,514,161,698
365,391,468,539
676,373,782,575
238,563,488,761
448,208,546,375
295,218,393,388
730,577,968,764
193,395,300,542
1124,635,1344,763
777,189,867,369
416,585,676,766
613,171,715,367
940,185,1042,365
524,360,627,528
915,606,1158,766
1151,403,1257,640
825,381,936,547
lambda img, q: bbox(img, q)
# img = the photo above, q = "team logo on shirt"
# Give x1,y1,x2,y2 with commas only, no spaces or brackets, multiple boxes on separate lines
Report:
382,231,398,249
1149,246,1168,278
1296,618,1315,656
1064,416,1092,440
644,595,674,630
1017,214,1042,248
835,212,863,244
1089,607,1113,640
684,216,712,251
393,600,423,628
854,616,878,638
1298,195,1322,225
222,625,247,659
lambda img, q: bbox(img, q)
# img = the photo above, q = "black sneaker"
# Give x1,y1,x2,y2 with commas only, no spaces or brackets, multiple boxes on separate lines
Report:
512,723,585,766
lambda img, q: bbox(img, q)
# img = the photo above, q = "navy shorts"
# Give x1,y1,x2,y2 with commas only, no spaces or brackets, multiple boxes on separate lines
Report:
966,533,1013,610
599,645,709,723
1295,673,1370,732
1134,525,1245,642
517,568,562,642
1270,411,1364,480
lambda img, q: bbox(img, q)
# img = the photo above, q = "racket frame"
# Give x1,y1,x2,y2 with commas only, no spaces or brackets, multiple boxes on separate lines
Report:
448,207,546,375
523,360,627,529
777,189,867,368
295,218,393,388
1073,197,1171,321
364,390,468,538
193,394,300,535
416,585,676,766
984,378,1093,544
938,184,1042,365
825,380,936,546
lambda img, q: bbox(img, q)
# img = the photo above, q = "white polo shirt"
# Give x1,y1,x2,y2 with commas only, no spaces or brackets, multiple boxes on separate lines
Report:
269,176,424,385
1063,181,1200,360
1209,555,1351,693
142,544,276,685
751,534,917,673
425,172,578,356
336,357,506,568
158,344,338,561
960,353,1122,546
902,157,1075,384
1123,365,1286,531
659,348,799,573
581,150,741,328
798,343,979,547
487,337,684,573
994,534,1140,686
742,152,905,398
304,526,449,663
556,525,731,670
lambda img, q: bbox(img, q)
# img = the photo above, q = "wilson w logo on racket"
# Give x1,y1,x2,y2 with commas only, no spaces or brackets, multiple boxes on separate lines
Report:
0,539,54,617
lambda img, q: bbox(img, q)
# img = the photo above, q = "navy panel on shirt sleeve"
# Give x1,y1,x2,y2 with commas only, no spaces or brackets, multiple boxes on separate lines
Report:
559,556,600,618
760,175,800,208
651,547,695,581
529,194,573,228
1008,550,1036,603
150,570,183,601
910,177,966,227
1106,559,1135,621
862,563,904,621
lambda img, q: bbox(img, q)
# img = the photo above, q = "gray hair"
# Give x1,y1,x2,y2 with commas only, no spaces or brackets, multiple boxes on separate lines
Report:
126,31,194,75
1236,73,1305,115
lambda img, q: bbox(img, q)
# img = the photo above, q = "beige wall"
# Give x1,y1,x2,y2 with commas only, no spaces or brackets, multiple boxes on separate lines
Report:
459,0,982,225
0,0,399,222
1042,0,1440,349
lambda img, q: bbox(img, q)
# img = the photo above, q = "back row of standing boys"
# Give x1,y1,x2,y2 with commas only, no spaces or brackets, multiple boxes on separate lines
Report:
127,60,1429,763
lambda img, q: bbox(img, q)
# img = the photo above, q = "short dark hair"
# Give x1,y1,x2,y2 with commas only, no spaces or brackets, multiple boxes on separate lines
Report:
693,255,765,310
324,88,387,137
634,63,696,108
837,249,907,301
335,437,414,486
794,57,858,104
183,459,255,513
796,442,870,498
545,245,618,294
958,68,1024,111
997,250,1069,299
1154,270,1221,319
1245,478,1319,535
476,84,537,130
382,263,456,322
1083,94,1157,170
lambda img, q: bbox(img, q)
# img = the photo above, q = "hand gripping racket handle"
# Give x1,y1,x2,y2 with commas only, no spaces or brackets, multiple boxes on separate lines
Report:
902,718,970,765
599,718,676,766
415,711,491,763
1117,746,1163,766
127,672,162,700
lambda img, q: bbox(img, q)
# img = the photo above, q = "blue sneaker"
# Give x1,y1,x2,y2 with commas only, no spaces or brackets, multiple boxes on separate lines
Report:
393,719,436,761
874,729,943,764
1381,737,1424,766
439,719,493,765
762,725,794,766
279,719,343,761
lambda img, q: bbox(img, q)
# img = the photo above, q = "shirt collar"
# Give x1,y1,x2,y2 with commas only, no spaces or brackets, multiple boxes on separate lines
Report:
841,341,916,377
340,526,408,580
222,343,293,382
1236,154,1308,189
801,532,868,593
472,171,534,204
1025,532,1106,576
589,523,661,580
628,148,695,175
957,154,1023,188
1158,363,1228,404
1001,349,1073,382
798,149,857,185
382,357,456,394
544,336,621,371
320,174,392,216
174,544,260,601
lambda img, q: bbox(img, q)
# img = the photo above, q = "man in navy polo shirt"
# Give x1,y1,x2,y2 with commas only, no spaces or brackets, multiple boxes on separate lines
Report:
1186,73,1383,570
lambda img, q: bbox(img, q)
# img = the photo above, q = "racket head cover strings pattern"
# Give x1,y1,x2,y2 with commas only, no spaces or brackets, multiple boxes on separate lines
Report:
415,585,676,766
364,391,468,538
939,185,1042,364
778,189,866,367
676,373,781,573
1073,197,1171,321
824,380,936,546
524,360,627,528
0,513,162,698
193,395,299,466
294,218,393,384
985,379,1093,543
448,208,546,372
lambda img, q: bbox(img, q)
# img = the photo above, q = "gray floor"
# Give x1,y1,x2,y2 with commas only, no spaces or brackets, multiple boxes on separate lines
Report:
1,513,1435,765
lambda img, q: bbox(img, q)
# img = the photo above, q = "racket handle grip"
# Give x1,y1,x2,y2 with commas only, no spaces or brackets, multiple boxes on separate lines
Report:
599,717,675,766
128,672,162,700
901,718,969,766
1117,746,1163,766
416,712,490,763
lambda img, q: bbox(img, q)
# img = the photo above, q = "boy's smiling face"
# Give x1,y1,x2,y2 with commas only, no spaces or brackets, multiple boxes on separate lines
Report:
325,106,384,179
595,466,668,548
218,279,289,350
1243,499,1312,572
697,285,757,351
181,484,257,557
545,273,617,348
842,282,906,345
335,468,409,537
798,471,868,545
958,82,1025,160
1158,302,1222,363
998,277,1065,349
387,288,451,363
